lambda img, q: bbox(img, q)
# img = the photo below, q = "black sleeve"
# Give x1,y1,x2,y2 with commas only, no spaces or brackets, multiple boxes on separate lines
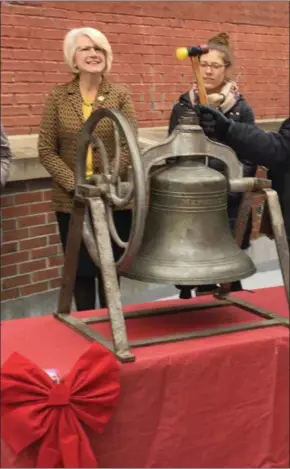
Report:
168,104,180,135
224,118,290,169
238,100,255,125
279,118,290,138
235,101,256,177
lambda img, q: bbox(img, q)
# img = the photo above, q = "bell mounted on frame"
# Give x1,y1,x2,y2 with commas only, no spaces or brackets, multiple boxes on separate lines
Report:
54,107,290,363
121,111,255,286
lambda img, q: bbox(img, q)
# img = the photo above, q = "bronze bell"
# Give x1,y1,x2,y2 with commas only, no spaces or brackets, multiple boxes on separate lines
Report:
121,112,256,285
56,107,289,364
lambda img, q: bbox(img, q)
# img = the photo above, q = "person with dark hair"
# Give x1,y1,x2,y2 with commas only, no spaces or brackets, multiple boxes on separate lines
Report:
169,32,256,299
196,104,290,247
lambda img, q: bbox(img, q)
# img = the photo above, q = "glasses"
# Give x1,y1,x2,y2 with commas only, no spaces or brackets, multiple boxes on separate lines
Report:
199,62,225,71
77,46,103,54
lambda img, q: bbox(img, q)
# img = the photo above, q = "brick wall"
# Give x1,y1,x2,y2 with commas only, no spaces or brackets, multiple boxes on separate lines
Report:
1,1,288,302
1,1,289,134
1,180,63,301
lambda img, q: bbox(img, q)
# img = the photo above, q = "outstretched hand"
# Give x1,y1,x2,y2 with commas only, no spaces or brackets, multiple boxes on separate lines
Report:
194,104,230,141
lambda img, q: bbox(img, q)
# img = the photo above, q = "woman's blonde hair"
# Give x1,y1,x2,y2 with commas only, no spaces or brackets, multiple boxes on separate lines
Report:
63,27,113,74
207,32,233,67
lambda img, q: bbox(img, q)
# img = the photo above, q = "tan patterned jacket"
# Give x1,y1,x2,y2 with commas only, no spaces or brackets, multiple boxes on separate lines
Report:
38,77,138,213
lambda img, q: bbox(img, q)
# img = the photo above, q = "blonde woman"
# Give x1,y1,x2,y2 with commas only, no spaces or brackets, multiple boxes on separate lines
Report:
169,33,256,298
38,28,137,311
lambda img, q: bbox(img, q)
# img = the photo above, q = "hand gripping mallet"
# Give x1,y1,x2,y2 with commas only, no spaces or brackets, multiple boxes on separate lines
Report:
176,44,209,105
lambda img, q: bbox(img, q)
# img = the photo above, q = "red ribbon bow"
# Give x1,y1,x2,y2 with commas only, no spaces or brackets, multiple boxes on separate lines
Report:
1,343,120,468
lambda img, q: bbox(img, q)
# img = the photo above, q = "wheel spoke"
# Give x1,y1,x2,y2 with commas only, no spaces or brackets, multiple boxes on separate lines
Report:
110,188,133,208
106,205,128,249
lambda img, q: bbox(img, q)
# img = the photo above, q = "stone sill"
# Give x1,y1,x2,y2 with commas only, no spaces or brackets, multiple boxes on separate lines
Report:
6,119,285,183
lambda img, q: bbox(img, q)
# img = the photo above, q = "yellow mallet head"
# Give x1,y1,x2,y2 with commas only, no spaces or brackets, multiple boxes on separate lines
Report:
176,47,189,61
176,44,209,60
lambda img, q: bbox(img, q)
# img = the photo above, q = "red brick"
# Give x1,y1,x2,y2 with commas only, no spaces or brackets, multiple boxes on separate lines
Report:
1,37,29,49
17,214,46,228
2,228,29,243
15,71,44,83
19,259,46,274
20,281,49,296
49,233,61,245
29,202,52,215
2,241,18,254
1,194,15,207
3,115,41,128
1,250,30,266
3,274,31,289
1,288,19,301
2,205,29,219
4,126,29,135
1,264,18,278
1,71,16,83
30,105,43,116
2,25,31,38
3,105,31,117
35,7,67,19
42,50,63,61
31,245,59,259
29,224,56,237
15,93,44,104
19,236,47,251
32,267,60,282
2,82,29,95
2,60,34,72
48,256,64,267
2,219,17,231
14,191,43,205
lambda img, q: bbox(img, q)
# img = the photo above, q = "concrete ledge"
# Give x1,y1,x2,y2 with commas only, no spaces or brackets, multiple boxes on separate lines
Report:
6,119,285,183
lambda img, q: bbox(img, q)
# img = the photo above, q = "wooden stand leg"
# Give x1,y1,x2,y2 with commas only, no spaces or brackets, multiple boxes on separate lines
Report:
56,198,85,315
89,198,135,362
262,188,290,309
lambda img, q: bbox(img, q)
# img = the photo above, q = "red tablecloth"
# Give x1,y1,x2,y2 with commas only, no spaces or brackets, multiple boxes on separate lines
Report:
1,287,289,468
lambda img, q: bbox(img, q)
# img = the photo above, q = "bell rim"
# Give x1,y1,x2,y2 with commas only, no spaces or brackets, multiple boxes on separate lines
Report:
120,264,257,285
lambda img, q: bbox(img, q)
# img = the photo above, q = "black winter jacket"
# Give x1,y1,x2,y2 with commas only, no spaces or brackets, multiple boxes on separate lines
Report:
168,91,257,249
225,117,290,245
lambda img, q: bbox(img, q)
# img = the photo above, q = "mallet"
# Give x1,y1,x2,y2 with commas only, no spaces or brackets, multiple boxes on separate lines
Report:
176,44,209,105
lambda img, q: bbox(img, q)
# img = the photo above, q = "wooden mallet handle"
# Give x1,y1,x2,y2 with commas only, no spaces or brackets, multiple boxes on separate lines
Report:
190,57,208,105
176,45,209,105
